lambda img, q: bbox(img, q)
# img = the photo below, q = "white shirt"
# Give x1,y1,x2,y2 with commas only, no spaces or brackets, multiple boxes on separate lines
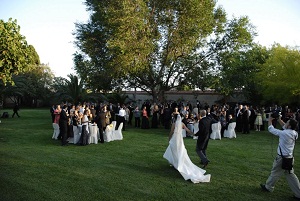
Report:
79,107,85,114
82,115,89,126
268,124,298,157
237,109,241,117
118,108,126,117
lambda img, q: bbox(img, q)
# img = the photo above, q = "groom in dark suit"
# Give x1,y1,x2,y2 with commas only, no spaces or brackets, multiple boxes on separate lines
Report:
195,110,213,168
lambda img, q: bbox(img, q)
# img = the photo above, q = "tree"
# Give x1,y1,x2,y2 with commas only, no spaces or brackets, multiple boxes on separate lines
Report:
51,74,86,104
73,53,115,92
214,44,268,104
21,64,55,107
51,74,102,104
105,92,129,106
0,75,27,107
0,64,55,107
74,0,256,102
258,44,300,105
0,18,40,85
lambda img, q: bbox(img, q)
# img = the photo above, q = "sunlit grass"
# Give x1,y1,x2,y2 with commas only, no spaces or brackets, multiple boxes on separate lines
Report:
0,109,298,201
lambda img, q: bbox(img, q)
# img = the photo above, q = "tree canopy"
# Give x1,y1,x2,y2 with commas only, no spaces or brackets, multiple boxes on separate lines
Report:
214,44,268,104
258,44,300,105
74,0,256,102
0,64,55,107
0,18,40,85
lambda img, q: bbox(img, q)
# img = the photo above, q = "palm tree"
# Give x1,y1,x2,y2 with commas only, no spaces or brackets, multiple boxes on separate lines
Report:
53,74,85,103
105,92,129,105
52,74,103,104
0,75,27,107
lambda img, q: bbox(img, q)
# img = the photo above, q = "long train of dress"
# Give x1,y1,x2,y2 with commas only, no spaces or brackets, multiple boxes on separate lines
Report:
163,115,211,183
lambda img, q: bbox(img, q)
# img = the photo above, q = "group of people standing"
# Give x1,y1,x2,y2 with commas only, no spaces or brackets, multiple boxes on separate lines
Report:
235,104,267,134
51,103,112,146
235,104,300,134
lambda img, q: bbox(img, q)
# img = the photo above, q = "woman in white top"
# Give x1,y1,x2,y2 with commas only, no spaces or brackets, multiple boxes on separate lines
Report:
80,110,90,145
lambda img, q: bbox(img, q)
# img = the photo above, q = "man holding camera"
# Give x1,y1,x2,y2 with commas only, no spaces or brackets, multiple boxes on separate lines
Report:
260,116,300,199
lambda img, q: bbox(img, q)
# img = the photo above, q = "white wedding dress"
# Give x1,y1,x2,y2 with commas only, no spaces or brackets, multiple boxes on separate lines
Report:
163,115,211,183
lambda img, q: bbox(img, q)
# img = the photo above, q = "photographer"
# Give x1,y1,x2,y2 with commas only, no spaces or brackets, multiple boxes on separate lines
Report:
260,116,300,199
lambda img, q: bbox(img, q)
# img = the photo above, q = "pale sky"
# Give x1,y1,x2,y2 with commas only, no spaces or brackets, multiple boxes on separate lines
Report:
217,0,300,47
1,0,299,78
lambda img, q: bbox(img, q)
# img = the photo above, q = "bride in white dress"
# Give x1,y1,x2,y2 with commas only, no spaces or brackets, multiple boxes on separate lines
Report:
163,114,211,183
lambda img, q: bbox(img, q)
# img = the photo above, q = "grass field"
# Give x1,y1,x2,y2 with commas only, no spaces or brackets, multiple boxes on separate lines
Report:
0,109,299,201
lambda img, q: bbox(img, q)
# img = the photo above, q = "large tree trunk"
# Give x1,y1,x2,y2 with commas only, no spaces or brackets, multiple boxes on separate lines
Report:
151,89,166,103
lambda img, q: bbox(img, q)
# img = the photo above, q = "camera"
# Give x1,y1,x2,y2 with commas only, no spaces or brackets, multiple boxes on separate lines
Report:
271,110,281,119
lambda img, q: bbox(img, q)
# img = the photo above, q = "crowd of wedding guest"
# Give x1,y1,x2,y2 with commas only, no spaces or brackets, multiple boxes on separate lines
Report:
51,100,300,145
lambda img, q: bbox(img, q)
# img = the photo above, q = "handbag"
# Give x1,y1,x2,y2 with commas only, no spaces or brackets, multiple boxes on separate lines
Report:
279,146,294,171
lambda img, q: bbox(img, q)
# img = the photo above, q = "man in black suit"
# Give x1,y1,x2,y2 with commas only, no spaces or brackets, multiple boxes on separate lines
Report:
235,104,243,132
195,110,212,168
207,107,218,121
94,107,106,143
242,105,250,134
59,105,69,146
163,104,172,129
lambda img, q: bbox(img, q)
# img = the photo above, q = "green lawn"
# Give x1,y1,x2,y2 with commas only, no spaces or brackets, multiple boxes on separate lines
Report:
0,109,298,201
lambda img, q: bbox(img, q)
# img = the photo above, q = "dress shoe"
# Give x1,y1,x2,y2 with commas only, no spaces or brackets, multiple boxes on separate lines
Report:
202,161,209,169
260,184,270,192
201,159,210,165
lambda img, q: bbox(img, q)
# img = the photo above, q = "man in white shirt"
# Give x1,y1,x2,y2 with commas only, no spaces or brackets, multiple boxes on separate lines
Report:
261,117,300,200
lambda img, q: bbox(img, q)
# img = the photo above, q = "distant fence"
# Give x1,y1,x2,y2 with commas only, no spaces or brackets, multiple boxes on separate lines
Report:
2,90,246,108
125,90,246,107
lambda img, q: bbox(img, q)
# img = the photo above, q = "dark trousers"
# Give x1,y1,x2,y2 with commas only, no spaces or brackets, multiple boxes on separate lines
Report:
196,143,209,163
164,119,171,129
135,117,140,127
60,121,68,145
12,111,20,117
128,114,133,125
221,126,225,137
98,125,105,143
242,120,250,133
236,117,242,132
117,116,126,131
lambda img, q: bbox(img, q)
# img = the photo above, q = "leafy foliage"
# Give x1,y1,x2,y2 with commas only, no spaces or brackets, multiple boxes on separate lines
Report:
74,0,256,102
258,44,300,105
105,92,129,105
0,18,40,85
51,74,86,104
214,44,268,104
0,64,55,107
51,74,104,104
